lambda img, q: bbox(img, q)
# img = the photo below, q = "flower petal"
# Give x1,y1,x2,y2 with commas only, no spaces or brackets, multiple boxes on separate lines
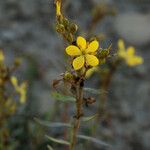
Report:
118,39,125,50
73,56,85,70
77,36,86,50
86,40,99,53
66,45,81,56
118,49,126,58
127,46,135,56
126,56,143,66
86,54,99,66
56,0,61,16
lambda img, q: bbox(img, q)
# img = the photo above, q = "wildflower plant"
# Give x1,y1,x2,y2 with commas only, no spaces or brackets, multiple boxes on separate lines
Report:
0,50,27,149
46,1,111,149
117,39,143,66
44,1,144,149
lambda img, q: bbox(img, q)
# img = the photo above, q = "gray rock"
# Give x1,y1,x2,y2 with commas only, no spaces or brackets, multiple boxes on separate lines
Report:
114,12,150,46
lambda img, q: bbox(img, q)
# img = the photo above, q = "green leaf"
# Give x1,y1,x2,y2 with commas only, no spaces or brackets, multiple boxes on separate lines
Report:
84,88,107,95
82,114,98,122
47,145,54,150
34,118,71,128
46,135,70,145
51,92,76,102
77,135,111,147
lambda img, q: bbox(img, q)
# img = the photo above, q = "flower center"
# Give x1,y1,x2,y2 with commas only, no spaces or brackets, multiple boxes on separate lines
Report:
81,49,86,55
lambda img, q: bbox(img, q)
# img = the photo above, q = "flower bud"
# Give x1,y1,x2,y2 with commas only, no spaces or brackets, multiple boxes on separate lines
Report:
99,58,106,64
99,49,109,58
63,71,73,80
64,33,73,43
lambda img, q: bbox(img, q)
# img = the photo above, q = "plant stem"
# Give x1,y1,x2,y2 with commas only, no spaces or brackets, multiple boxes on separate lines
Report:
92,62,118,135
70,80,83,150
97,62,118,122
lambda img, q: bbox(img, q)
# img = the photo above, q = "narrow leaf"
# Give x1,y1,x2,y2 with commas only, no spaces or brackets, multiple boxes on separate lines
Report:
77,135,111,147
46,135,70,145
34,118,71,128
84,88,107,95
47,145,54,150
51,92,76,102
82,114,98,122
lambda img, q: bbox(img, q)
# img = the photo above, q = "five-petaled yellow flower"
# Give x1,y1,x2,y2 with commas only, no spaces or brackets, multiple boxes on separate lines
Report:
65,36,99,70
118,39,143,66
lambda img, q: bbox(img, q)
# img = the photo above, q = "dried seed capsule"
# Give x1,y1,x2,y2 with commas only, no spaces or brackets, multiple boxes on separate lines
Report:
63,18,70,27
69,23,78,33
56,24,65,33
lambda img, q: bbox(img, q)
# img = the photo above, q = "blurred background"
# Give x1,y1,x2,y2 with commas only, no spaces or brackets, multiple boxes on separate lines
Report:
0,0,150,149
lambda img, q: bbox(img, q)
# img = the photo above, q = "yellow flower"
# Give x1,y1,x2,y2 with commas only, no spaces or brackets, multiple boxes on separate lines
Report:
11,76,27,104
118,39,143,66
0,50,4,62
65,36,99,70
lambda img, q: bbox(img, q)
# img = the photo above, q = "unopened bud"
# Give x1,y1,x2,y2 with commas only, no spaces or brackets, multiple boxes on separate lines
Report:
99,49,109,58
63,71,73,80
99,58,106,64
64,33,73,43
